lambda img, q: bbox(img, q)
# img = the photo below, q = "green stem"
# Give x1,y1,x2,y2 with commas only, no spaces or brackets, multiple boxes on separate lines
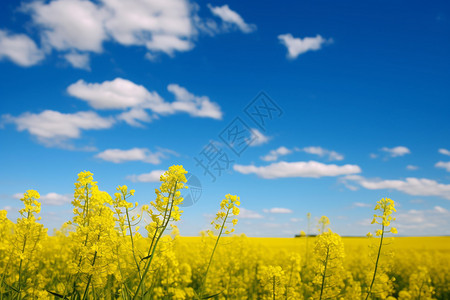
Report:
17,211,31,300
365,224,385,300
272,276,276,300
319,246,330,300
125,205,141,277
82,250,98,300
132,181,178,299
0,254,13,299
199,208,230,299
286,263,294,300
69,184,91,299
305,214,311,268
417,279,425,300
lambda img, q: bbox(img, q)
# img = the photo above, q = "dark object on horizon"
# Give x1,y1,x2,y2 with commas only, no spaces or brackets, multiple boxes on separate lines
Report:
294,234,316,238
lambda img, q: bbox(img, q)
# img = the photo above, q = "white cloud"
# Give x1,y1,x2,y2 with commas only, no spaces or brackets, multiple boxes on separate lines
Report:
3,110,114,145
2,0,257,68
406,165,419,171
391,207,450,234
434,206,448,214
67,78,223,120
13,192,71,205
263,207,293,214
117,108,152,127
239,208,264,219
26,0,107,52
234,160,361,179
208,4,256,33
3,206,12,212
126,170,164,182
67,78,160,110
41,193,71,205
353,202,371,208
103,0,195,54
302,146,344,161
439,148,450,156
96,147,173,164
435,161,450,172
0,30,44,67
369,153,378,159
64,52,90,70
167,84,222,119
247,129,270,146
344,175,450,200
261,146,292,162
381,146,411,157
278,34,331,59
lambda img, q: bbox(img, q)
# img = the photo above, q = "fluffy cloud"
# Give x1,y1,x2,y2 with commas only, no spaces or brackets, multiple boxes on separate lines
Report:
233,160,361,179
13,192,71,205
27,0,107,52
167,84,222,119
357,206,450,236
247,129,270,147
3,110,114,145
344,175,450,200
263,207,293,214
26,0,194,56
96,147,174,164
439,148,450,156
239,208,264,219
434,206,448,213
64,52,91,70
2,0,253,68
103,0,194,54
67,78,161,110
3,78,222,147
435,161,450,172
126,170,165,182
117,109,152,127
208,4,256,33
278,34,331,59
260,146,343,162
406,165,419,171
0,30,44,66
353,202,371,208
261,146,292,162
381,146,411,157
392,206,450,234
68,78,223,121
302,146,344,161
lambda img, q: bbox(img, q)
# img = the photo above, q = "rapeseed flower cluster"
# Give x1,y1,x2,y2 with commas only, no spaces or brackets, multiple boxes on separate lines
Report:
312,230,345,299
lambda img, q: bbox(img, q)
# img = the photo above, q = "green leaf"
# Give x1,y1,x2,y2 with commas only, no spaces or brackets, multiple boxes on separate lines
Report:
2,281,19,293
140,254,152,262
202,291,222,299
47,290,68,299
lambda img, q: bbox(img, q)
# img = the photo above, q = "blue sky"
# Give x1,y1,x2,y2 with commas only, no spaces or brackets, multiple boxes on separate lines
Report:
1,0,449,237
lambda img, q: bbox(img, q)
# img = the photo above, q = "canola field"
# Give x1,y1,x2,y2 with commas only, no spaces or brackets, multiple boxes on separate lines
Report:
0,166,449,299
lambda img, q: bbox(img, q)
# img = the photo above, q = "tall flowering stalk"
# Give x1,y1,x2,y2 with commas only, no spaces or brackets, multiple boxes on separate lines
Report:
10,190,46,299
112,185,142,282
0,210,12,300
257,265,286,300
65,171,117,300
199,194,240,299
133,165,188,299
365,198,397,300
312,222,345,300
317,216,330,234
304,212,311,266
